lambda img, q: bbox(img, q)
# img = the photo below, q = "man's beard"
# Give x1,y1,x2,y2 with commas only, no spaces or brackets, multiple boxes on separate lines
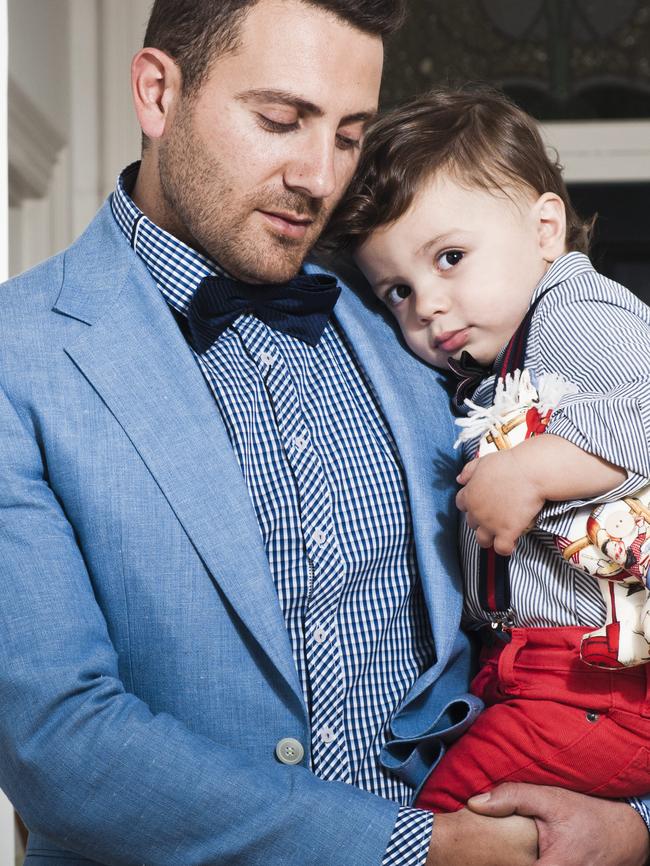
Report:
158,106,327,283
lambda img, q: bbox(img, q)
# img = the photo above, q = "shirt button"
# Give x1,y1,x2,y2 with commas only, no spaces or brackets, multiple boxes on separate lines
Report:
312,529,327,546
259,351,276,366
293,433,309,453
313,626,328,644
319,727,335,744
275,738,305,765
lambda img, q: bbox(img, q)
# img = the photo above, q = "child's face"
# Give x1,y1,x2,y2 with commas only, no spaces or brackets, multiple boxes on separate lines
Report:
355,172,563,368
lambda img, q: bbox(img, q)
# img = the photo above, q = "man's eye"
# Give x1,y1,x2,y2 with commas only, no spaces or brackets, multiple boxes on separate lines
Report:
336,134,361,151
437,250,464,271
257,114,299,133
384,284,411,307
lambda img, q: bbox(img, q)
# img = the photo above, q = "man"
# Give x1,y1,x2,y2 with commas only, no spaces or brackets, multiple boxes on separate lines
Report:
0,1,647,864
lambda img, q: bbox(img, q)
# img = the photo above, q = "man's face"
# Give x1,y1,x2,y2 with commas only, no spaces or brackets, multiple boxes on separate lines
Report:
158,0,383,283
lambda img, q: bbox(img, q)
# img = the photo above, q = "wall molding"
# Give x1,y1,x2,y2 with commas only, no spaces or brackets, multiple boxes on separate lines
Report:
8,75,65,204
541,119,650,183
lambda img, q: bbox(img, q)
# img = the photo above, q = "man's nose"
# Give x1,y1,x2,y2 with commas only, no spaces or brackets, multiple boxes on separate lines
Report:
283,130,338,200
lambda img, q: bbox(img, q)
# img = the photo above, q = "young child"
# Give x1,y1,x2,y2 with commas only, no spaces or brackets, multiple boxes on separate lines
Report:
323,86,650,812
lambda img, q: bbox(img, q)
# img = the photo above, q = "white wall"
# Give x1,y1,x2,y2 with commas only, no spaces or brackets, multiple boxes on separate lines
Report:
8,0,150,277
0,0,6,275
0,8,14,866
99,0,152,197
541,119,650,183
8,0,70,139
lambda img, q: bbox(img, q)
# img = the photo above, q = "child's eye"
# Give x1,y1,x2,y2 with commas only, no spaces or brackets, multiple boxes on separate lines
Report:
437,250,464,271
384,284,411,307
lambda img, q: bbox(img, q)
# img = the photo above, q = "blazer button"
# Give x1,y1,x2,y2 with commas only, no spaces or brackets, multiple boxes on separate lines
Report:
275,737,305,765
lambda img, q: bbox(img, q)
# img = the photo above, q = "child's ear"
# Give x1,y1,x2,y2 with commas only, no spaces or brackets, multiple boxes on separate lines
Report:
535,192,567,262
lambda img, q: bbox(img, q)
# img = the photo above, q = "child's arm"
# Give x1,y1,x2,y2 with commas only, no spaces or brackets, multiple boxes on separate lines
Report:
456,433,626,555
459,283,650,556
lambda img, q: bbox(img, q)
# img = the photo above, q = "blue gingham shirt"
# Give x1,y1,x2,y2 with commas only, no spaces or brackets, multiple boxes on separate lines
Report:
111,164,435,865
459,251,650,824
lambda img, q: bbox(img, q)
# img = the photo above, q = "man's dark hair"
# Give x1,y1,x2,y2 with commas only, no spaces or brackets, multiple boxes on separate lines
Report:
323,85,594,254
143,0,406,98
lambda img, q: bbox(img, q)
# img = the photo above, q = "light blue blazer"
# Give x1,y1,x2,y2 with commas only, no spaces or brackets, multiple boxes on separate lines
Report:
0,203,471,865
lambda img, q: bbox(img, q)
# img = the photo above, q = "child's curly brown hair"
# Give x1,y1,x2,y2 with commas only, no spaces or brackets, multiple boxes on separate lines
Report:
321,85,594,253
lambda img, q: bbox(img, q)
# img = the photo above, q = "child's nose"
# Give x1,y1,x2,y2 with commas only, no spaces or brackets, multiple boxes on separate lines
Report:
414,289,448,322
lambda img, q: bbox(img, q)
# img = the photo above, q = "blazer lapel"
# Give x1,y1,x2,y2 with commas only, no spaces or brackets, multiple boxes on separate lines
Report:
330,269,465,687
57,206,303,703
56,209,462,711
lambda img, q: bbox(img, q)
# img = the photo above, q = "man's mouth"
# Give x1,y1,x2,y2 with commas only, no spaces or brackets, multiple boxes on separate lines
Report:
433,328,469,354
258,209,314,240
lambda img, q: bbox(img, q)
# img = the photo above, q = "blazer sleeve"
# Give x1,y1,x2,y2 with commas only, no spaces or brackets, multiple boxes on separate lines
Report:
0,381,401,866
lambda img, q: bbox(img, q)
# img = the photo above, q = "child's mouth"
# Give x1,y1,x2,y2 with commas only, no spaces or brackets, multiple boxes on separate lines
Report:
435,328,469,354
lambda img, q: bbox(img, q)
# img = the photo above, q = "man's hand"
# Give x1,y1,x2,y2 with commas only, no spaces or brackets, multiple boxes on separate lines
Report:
426,808,538,866
467,783,650,866
456,450,545,555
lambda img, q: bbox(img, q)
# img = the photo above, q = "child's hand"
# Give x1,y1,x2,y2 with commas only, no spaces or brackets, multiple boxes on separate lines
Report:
456,451,545,555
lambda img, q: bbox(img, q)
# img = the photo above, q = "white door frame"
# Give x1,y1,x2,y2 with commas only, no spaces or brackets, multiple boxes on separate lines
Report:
0,0,16,857
0,0,6,273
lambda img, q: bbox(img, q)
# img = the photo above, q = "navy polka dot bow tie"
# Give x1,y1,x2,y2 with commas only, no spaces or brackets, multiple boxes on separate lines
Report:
186,272,341,354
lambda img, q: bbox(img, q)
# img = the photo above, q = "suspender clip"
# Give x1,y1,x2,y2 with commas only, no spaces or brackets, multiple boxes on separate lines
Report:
488,608,516,642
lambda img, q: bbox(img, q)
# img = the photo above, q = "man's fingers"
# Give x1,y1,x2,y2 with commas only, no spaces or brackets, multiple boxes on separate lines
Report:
469,784,650,866
467,782,559,819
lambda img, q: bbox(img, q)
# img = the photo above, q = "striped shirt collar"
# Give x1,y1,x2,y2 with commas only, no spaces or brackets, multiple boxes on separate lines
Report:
110,161,223,317
489,251,593,375
531,251,593,304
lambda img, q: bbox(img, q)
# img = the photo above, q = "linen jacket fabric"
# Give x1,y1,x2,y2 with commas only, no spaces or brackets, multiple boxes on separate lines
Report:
0,202,470,866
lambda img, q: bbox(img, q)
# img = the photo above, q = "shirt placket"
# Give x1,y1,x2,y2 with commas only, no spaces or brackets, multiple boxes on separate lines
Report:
237,319,351,784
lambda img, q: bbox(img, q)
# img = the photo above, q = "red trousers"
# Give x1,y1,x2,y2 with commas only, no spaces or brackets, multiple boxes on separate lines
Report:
416,626,650,813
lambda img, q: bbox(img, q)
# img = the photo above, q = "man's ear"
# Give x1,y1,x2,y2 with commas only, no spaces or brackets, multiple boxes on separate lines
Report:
131,48,182,142
535,192,567,262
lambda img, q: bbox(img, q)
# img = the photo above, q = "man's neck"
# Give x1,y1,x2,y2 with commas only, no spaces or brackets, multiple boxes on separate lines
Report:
131,154,197,250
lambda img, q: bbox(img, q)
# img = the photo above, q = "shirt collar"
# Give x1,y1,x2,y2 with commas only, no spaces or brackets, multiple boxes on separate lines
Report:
490,251,594,374
530,250,593,304
110,161,223,316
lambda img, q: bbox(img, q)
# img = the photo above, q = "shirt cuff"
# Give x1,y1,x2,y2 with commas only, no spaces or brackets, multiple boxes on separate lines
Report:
382,806,434,866
535,468,650,538
546,390,650,482
536,409,650,536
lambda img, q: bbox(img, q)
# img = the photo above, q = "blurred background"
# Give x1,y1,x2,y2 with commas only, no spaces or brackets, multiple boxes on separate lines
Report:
6,0,650,300
2,0,650,862
381,0,650,302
